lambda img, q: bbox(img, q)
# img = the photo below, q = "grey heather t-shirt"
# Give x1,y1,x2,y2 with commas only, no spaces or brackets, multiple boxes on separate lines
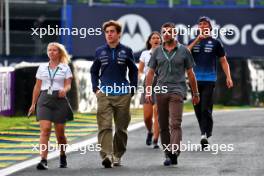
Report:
148,43,195,97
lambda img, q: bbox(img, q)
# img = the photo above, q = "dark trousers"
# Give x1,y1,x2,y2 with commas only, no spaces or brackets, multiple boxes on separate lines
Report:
194,82,215,138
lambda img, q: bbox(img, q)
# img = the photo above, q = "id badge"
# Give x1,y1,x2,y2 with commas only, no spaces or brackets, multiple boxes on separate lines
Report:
47,87,53,95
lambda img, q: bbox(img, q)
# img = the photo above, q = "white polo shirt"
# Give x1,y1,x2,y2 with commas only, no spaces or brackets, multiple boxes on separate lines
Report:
139,50,151,75
36,63,73,91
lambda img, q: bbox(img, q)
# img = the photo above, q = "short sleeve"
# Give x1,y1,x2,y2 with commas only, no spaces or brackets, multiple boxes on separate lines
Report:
35,65,42,79
139,51,147,63
148,48,158,70
216,40,226,58
184,47,195,70
65,65,73,79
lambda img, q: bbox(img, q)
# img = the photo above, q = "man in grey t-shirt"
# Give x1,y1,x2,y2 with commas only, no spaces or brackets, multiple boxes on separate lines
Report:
145,22,200,166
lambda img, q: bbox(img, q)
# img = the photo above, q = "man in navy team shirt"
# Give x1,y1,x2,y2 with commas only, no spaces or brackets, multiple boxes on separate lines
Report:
188,16,233,149
91,20,138,168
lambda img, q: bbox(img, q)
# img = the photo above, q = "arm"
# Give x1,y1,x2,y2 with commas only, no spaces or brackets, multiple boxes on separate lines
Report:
127,49,138,96
144,48,158,102
64,78,72,92
138,61,145,80
28,79,42,116
145,68,155,103
220,56,233,88
187,35,205,51
127,59,138,96
90,57,101,93
58,78,72,98
187,68,200,105
145,68,155,88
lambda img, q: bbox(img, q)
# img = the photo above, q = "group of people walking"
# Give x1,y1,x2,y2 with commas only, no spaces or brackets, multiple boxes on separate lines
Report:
28,16,233,169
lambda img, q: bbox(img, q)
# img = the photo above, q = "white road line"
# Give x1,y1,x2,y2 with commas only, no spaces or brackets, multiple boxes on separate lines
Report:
0,109,262,176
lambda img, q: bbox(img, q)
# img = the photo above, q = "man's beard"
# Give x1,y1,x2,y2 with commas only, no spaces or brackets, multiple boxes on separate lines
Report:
164,38,175,45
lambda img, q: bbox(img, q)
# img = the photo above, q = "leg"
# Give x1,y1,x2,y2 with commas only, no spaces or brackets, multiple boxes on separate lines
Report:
112,94,131,159
200,83,215,138
54,123,67,168
169,94,183,155
96,93,113,159
143,103,153,133
37,120,52,170
54,123,67,156
194,83,204,135
157,94,173,166
39,120,52,160
156,94,170,153
143,103,153,145
153,104,159,143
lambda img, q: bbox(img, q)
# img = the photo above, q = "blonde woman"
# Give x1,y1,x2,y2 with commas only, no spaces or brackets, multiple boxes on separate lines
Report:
28,42,73,170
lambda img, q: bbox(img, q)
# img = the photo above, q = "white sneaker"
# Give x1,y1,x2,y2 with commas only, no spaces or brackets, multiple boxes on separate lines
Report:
113,156,121,166
200,135,209,150
201,134,207,140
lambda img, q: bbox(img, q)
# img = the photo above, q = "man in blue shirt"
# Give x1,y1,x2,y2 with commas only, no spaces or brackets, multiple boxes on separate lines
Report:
90,20,138,168
188,16,233,149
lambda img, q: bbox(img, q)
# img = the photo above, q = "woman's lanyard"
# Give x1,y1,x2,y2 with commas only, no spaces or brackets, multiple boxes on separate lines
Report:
47,66,59,95
161,47,177,73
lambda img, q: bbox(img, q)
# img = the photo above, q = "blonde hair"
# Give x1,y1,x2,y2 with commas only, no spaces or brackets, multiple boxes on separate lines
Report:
47,42,71,64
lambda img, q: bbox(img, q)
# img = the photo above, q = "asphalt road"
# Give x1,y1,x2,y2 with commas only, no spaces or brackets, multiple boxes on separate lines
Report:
10,109,264,176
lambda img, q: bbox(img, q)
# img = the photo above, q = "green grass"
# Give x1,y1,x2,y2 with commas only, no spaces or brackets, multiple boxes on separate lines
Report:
0,116,34,131
0,104,252,132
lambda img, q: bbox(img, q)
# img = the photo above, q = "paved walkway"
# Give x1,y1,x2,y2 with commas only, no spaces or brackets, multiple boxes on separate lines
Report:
5,109,264,176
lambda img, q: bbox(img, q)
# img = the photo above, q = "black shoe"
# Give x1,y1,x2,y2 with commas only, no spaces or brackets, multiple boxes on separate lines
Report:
146,132,153,146
163,154,172,166
169,153,178,165
153,143,159,149
36,159,48,170
60,155,67,168
102,156,113,168
201,138,209,150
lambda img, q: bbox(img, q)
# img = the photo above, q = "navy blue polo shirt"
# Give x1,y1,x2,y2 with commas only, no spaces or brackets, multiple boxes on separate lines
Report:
188,37,225,82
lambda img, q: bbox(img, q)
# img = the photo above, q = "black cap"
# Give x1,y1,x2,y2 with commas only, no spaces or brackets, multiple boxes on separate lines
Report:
198,16,212,30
